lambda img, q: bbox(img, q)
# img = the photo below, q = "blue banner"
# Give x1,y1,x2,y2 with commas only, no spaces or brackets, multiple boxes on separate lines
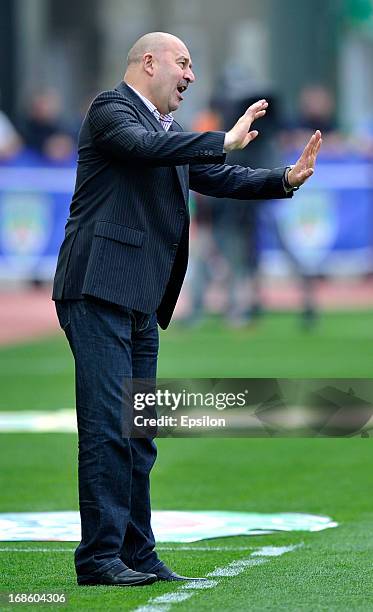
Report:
0,152,75,280
0,151,373,279
260,156,373,275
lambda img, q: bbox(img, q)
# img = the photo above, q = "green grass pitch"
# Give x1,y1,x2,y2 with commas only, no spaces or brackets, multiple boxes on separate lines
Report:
1,311,373,610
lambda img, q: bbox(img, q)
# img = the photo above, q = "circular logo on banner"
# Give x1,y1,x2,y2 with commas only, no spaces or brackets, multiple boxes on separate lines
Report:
275,190,338,273
0,192,52,271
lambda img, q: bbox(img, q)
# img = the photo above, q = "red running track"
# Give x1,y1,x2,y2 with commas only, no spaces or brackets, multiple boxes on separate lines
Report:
1,280,373,346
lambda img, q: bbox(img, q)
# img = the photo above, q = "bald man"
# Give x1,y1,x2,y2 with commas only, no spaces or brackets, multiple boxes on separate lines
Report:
53,32,321,587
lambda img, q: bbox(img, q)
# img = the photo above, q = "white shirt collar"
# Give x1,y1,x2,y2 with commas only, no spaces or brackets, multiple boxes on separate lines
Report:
126,83,174,131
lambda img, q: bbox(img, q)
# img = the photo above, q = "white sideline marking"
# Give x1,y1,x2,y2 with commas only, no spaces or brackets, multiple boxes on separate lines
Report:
136,608,175,612
251,544,301,557
208,557,268,577
135,594,194,612
150,593,191,604
160,546,254,552
134,543,303,612
182,579,219,589
136,608,171,612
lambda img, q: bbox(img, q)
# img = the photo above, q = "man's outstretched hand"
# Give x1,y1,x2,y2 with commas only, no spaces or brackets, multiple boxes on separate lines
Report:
223,104,322,187
287,130,322,188
223,99,268,152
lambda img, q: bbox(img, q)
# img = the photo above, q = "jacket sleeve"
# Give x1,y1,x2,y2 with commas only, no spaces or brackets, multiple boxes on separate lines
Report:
189,162,292,200
88,91,226,166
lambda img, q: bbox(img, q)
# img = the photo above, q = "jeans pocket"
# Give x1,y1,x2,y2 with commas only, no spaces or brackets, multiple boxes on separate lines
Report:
137,313,150,332
55,301,71,331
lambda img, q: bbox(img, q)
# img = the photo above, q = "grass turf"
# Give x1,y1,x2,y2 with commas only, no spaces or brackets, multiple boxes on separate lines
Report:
0,436,372,611
1,311,373,610
2,311,373,411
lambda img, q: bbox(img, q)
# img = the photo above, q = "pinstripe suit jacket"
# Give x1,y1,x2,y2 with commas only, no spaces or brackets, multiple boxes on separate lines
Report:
52,81,291,329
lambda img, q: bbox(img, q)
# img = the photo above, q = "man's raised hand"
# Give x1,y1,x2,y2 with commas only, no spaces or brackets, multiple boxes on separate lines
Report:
223,99,268,152
287,130,322,188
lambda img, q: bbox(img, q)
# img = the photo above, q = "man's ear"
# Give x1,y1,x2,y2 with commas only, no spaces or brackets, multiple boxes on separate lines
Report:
143,53,154,76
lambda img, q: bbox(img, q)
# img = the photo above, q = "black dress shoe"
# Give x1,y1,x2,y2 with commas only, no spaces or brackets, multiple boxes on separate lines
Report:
77,565,157,586
152,563,207,582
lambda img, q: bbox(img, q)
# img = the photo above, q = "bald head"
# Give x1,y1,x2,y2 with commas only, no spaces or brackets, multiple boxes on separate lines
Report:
127,32,186,65
124,31,195,115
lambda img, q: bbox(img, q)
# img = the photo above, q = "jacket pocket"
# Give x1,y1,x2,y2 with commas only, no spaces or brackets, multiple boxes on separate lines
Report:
94,221,144,247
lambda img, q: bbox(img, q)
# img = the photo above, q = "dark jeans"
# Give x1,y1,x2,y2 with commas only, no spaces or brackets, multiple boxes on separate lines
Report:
55,298,162,578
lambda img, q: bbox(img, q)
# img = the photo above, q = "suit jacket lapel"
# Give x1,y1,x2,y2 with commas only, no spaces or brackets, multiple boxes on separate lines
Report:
115,81,164,133
115,81,189,203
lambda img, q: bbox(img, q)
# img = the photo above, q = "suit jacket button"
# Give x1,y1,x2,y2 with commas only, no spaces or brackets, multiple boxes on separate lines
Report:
172,243,179,248
178,208,185,216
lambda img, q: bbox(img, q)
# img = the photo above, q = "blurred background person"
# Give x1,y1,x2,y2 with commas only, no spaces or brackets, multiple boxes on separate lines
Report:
211,69,281,326
17,89,75,161
277,84,343,328
183,103,224,325
0,91,23,160
280,84,342,154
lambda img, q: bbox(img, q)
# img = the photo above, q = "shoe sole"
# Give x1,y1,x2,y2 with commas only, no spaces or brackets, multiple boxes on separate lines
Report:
156,575,207,582
78,575,157,587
